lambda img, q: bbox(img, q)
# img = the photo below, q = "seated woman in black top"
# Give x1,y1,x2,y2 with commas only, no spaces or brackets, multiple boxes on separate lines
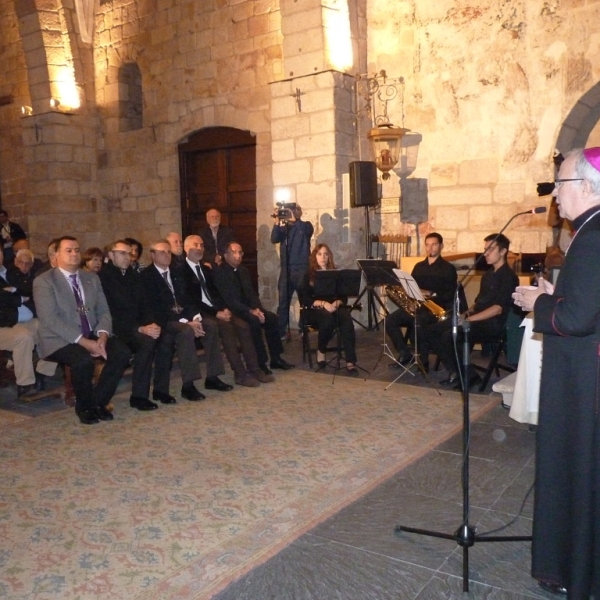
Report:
298,243,358,375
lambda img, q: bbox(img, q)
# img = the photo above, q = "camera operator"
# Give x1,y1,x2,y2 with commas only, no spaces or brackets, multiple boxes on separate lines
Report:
270,203,314,340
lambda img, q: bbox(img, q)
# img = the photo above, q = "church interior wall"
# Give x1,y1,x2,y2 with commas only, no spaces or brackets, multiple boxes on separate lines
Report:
1,0,600,286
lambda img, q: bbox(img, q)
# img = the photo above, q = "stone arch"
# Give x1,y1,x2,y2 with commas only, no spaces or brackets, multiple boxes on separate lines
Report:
556,82,600,152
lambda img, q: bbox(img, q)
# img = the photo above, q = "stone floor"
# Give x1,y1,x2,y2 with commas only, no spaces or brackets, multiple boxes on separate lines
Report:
0,325,549,599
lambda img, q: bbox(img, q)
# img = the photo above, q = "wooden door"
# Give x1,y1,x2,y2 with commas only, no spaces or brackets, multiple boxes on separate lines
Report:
179,127,257,285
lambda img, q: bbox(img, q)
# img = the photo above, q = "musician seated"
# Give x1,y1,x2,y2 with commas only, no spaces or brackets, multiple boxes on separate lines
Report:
385,233,457,371
427,233,519,390
298,243,359,376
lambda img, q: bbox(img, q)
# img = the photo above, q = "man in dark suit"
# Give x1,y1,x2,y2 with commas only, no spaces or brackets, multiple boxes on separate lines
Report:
99,239,160,411
213,242,294,375
182,235,274,387
33,236,132,425
140,240,232,404
198,208,235,267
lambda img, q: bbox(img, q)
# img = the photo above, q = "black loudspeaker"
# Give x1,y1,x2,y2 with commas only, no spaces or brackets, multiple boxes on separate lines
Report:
349,161,378,208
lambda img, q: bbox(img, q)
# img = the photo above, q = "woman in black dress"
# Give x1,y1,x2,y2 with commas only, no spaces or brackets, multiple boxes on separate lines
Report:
299,243,358,375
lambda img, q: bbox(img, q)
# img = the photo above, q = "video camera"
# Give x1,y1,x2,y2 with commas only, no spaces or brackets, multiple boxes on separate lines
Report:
272,201,298,221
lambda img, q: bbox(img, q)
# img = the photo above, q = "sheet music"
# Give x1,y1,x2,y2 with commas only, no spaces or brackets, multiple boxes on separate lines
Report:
392,269,425,302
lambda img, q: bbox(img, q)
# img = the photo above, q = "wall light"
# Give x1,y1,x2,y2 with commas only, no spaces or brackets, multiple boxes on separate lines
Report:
21,105,33,116
49,98,61,109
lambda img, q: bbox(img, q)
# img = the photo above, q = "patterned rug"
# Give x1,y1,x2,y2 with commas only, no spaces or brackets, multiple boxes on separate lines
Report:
0,370,496,599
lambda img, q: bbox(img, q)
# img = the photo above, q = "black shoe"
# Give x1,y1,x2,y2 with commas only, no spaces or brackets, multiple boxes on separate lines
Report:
260,364,273,376
95,405,114,421
538,580,567,596
453,372,483,391
270,358,294,370
205,376,233,392
420,361,430,374
440,372,459,386
316,360,326,371
76,409,99,425
346,364,359,377
153,390,177,404
130,396,158,411
17,384,36,397
35,372,46,391
181,384,206,401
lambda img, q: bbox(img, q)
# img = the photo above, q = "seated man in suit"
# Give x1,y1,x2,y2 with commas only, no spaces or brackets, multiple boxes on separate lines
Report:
182,234,274,387
0,245,56,397
140,240,232,403
33,236,132,424
99,239,160,411
198,208,235,267
166,232,185,268
213,242,294,375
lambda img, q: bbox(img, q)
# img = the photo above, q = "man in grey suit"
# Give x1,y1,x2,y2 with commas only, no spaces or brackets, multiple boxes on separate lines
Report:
33,236,131,425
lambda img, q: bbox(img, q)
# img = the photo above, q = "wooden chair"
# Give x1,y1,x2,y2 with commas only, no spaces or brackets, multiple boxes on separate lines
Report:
370,234,410,265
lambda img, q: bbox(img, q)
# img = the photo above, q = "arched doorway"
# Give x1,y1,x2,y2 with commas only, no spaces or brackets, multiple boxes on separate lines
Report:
178,127,258,285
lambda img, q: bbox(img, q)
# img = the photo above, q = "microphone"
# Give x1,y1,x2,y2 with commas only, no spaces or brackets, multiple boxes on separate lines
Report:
516,206,547,216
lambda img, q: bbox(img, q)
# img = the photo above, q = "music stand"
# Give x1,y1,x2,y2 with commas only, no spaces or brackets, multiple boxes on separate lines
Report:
314,269,364,382
353,259,397,330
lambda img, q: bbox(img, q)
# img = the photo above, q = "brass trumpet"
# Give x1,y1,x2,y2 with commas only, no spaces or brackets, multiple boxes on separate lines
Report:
385,285,449,321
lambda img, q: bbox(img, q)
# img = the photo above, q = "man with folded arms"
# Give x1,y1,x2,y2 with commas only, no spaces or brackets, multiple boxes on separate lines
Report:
33,236,131,425
182,235,274,387
141,240,232,404
99,239,160,411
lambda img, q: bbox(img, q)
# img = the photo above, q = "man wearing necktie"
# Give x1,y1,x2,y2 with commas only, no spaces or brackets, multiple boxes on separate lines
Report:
182,235,274,387
33,236,132,425
140,240,232,404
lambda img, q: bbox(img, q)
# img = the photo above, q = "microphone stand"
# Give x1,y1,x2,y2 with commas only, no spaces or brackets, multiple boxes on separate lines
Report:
394,208,544,592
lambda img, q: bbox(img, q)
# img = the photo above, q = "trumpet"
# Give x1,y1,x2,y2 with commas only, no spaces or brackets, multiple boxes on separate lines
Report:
385,285,449,321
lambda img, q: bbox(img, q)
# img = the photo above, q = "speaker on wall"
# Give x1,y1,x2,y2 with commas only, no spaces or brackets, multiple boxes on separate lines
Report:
349,161,379,208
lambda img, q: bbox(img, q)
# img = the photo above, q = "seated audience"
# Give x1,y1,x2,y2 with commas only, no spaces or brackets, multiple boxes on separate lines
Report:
99,240,160,411
166,232,185,268
34,238,60,278
33,236,132,424
213,242,294,375
298,243,359,375
140,240,232,403
0,210,26,262
81,247,104,273
198,208,235,267
182,234,274,387
124,237,145,272
0,245,56,396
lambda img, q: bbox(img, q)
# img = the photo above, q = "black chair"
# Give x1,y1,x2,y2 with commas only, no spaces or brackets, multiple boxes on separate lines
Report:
473,326,516,392
299,307,342,369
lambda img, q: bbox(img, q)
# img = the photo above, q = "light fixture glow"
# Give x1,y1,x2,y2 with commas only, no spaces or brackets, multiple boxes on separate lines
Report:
21,105,33,116
274,188,292,203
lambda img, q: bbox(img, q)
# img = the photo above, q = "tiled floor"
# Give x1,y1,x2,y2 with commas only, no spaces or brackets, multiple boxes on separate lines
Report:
0,327,547,598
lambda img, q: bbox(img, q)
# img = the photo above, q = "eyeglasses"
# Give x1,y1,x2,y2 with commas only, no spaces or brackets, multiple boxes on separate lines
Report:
554,178,584,188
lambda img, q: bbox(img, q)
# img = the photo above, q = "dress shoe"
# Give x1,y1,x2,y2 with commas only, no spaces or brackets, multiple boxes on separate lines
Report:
259,364,273,376
153,390,177,404
205,376,233,392
35,372,46,391
76,409,99,425
316,360,327,371
420,360,430,374
17,384,36,398
538,580,567,596
235,374,260,388
440,372,459,386
346,364,359,377
95,404,114,421
130,395,158,411
270,358,294,370
453,372,483,391
253,370,275,383
181,384,206,401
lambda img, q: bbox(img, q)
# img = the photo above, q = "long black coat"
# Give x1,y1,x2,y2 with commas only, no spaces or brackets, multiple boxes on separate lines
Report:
531,205,600,597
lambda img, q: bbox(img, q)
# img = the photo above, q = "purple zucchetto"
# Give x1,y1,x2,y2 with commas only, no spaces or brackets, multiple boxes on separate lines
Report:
583,147,600,172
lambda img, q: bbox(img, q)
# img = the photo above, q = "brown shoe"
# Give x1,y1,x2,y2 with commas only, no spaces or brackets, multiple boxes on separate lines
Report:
254,370,275,383
235,374,260,388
